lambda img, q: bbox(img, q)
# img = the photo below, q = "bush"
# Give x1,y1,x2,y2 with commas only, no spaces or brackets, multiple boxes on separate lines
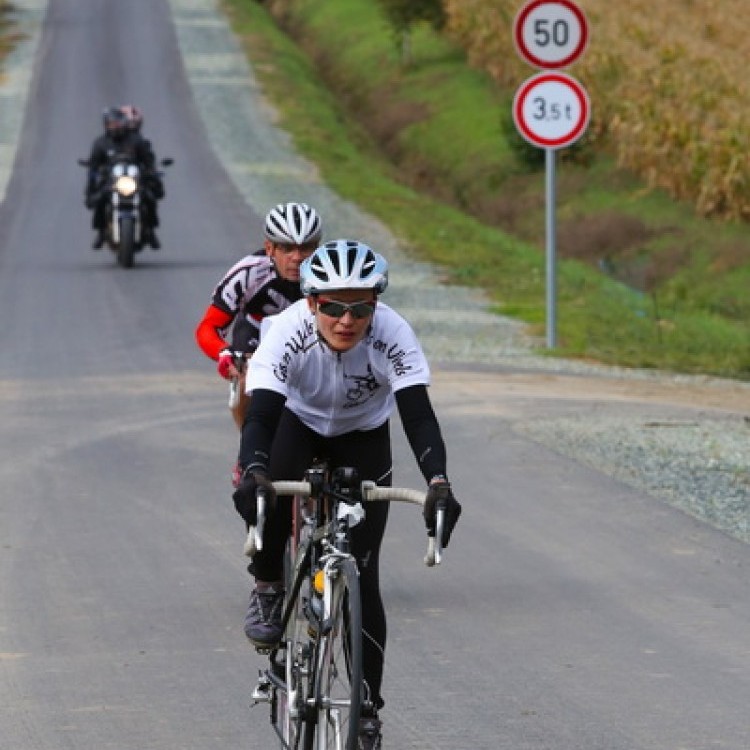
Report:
376,0,445,34
375,0,446,64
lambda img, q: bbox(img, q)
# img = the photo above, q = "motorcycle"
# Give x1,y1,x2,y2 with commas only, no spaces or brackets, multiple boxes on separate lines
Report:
78,155,173,268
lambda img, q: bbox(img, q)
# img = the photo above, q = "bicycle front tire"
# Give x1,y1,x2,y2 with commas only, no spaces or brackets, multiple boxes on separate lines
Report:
276,530,314,748
308,557,363,750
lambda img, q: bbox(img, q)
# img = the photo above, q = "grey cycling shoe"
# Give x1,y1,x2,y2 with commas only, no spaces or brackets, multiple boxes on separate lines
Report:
244,585,284,648
358,713,382,750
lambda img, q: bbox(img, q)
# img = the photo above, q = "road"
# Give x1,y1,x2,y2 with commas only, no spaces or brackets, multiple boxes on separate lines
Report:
1,2,749,749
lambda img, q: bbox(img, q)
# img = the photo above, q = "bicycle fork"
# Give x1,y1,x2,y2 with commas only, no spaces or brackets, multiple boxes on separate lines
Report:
317,547,348,633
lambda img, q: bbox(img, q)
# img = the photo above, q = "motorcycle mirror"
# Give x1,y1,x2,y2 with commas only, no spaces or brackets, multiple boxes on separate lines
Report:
161,158,174,167
77,158,90,167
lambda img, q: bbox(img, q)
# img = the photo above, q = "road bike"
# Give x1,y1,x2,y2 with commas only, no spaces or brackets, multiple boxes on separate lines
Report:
246,463,444,750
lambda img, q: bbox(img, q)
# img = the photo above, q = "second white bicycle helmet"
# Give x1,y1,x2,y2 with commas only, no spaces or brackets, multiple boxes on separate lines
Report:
300,240,389,295
264,202,323,245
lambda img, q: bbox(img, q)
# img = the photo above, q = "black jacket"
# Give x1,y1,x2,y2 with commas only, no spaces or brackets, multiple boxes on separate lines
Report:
86,132,160,195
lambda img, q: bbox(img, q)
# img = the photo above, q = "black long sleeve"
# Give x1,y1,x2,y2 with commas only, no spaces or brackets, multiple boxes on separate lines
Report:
395,384,447,483
238,388,286,474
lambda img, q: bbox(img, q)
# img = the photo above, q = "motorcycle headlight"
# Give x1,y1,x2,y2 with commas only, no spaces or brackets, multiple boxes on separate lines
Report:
114,175,138,197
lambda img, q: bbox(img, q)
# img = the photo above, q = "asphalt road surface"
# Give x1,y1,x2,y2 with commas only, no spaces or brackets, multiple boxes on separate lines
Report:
1,2,749,749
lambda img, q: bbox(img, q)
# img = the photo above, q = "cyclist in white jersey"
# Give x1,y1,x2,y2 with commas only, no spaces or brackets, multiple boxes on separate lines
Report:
232,239,462,750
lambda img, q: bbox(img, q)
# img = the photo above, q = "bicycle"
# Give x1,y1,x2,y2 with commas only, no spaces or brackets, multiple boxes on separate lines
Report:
246,463,445,750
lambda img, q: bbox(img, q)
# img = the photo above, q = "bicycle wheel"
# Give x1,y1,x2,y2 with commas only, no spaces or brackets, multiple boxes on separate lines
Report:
311,557,363,750
275,501,315,749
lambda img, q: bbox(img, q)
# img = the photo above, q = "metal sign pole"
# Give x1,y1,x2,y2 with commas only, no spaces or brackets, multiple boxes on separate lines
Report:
545,147,557,348
513,0,590,351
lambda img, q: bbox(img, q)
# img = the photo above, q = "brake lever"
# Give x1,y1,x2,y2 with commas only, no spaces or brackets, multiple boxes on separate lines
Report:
424,507,444,567
228,377,239,408
228,353,246,409
244,489,266,557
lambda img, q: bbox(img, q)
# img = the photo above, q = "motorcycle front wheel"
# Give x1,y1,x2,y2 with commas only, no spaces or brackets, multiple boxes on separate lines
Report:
117,216,136,268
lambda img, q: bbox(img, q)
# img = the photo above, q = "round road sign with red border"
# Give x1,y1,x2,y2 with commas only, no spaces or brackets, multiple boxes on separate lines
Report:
514,0,588,69
513,72,590,149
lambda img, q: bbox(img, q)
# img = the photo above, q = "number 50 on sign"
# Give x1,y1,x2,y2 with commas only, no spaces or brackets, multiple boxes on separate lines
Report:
514,0,588,69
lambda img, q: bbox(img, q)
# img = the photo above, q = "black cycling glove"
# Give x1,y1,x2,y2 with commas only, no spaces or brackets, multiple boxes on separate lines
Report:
423,481,462,547
232,471,276,526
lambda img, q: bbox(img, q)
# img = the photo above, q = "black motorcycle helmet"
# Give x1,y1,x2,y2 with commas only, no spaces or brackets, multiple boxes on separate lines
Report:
103,106,128,141
120,104,143,133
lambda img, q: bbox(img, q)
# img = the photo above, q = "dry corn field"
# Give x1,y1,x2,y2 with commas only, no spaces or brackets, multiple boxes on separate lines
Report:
444,0,750,220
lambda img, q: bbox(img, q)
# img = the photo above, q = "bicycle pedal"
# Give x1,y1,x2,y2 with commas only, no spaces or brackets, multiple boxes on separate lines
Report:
251,684,272,704
251,674,273,705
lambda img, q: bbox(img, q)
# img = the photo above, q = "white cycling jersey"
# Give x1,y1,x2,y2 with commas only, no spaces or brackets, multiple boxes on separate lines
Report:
245,298,430,437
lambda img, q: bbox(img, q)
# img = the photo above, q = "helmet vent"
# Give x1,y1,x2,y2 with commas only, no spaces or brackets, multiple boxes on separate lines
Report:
362,250,376,273
346,247,358,275
310,257,329,282
290,204,303,234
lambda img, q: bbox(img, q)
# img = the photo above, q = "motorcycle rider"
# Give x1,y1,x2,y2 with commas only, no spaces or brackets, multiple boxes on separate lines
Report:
194,202,323,484
83,106,162,250
120,104,165,245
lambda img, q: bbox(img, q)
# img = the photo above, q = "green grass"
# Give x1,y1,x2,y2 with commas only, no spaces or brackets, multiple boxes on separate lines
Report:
221,0,749,379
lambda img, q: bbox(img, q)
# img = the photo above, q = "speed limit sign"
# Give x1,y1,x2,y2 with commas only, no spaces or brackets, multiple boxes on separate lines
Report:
514,0,588,69
513,71,590,149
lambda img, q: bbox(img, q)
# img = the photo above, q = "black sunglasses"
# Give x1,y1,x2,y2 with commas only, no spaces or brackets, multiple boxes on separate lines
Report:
316,298,376,319
274,242,316,254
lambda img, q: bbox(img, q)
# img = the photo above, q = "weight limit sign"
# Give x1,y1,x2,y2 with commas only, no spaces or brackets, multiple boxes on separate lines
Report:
512,71,590,149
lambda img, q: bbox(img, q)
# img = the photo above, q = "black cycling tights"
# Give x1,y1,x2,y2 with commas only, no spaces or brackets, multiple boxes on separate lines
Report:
248,408,392,710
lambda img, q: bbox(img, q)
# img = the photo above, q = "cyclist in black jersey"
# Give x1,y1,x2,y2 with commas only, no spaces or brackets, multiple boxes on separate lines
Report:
195,203,323,482
232,240,462,750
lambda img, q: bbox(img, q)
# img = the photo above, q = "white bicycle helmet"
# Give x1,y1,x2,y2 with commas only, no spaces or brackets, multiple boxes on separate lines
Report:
300,240,389,296
264,202,323,245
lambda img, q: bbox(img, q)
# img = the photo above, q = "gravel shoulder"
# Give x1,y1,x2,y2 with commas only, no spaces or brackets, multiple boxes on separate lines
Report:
437,369,750,543
2,0,748,544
